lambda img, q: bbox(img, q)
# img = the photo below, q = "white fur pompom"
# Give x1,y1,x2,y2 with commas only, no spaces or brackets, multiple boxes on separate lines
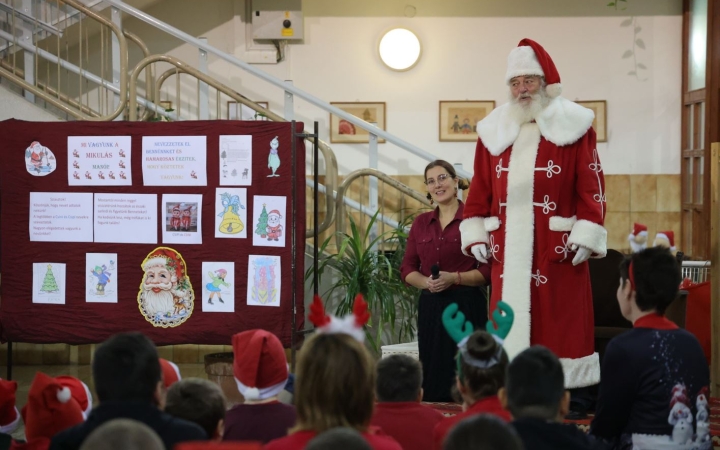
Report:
546,83,562,98
57,386,71,403
244,387,260,400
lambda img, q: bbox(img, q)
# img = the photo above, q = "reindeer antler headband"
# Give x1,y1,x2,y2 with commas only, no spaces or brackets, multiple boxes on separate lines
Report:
308,294,370,342
442,301,514,376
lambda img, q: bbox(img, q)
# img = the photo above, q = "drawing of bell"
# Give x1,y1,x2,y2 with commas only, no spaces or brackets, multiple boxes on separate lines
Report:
219,210,244,234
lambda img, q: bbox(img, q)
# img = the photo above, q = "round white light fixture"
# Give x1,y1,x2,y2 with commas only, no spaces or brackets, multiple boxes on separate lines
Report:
378,28,421,71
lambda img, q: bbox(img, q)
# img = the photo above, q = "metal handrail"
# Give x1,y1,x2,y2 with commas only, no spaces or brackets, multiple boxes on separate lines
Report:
102,0,472,180
128,54,338,236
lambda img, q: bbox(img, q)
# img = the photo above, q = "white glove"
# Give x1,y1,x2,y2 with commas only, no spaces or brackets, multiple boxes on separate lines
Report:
471,244,488,263
571,245,592,266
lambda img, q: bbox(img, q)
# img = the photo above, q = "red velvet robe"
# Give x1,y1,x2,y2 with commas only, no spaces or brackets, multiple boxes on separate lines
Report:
460,96,607,388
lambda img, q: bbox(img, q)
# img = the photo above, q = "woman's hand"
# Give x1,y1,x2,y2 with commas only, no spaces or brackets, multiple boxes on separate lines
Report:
427,271,457,293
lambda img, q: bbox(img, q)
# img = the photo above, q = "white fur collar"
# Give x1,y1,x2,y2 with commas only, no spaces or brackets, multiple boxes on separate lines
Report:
477,97,595,156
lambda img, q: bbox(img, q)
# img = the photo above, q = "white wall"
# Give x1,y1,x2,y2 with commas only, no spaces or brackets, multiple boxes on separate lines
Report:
0,84,62,122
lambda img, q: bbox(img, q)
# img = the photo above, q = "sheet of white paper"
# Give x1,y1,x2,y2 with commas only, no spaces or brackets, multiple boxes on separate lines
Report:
94,194,158,244
214,188,247,238
201,262,235,312
142,136,207,186
219,135,252,186
33,263,66,304
246,255,281,307
68,136,132,186
252,195,286,247
29,192,93,242
86,253,118,303
162,194,203,244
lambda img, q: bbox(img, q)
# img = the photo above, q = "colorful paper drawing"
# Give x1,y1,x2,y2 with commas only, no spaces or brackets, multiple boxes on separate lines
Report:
137,247,194,328
162,194,203,245
247,255,280,307
86,253,118,303
267,136,280,177
202,262,235,313
25,141,56,176
219,135,252,186
252,196,286,247
215,188,247,238
33,263,66,304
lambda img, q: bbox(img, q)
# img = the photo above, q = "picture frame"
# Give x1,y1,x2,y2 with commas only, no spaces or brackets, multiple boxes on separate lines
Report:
159,100,173,111
576,100,607,142
227,101,269,121
329,102,386,144
439,101,495,142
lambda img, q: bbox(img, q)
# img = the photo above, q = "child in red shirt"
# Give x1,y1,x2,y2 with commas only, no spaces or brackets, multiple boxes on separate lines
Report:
371,355,444,450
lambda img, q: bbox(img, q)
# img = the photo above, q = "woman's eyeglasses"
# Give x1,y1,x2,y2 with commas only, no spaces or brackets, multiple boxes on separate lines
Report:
425,173,451,187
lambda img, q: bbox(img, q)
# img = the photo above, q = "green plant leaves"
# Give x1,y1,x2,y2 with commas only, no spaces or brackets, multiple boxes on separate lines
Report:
635,38,646,49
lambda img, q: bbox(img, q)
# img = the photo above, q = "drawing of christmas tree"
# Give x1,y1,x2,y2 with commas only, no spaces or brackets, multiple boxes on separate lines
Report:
255,204,268,238
40,264,59,292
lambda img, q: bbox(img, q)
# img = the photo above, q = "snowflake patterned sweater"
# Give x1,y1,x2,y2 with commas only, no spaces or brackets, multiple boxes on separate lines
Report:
590,314,711,450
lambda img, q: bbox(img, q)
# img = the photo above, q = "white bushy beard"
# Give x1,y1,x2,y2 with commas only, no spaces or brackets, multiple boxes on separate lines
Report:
142,284,175,317
507,88,550,124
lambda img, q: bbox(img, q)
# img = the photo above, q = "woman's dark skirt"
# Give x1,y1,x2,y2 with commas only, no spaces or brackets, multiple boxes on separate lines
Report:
418,286,488,403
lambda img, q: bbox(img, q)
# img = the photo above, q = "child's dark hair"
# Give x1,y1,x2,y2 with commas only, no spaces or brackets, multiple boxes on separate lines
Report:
376,354,423,402
458,330,508,401
619,246,681,314
165,378,226,438
443,414,523,450
505,346,564,420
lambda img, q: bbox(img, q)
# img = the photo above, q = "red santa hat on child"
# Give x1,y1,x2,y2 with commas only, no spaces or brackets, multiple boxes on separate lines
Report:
232,330,288,401
628,222,648,253
308,294,370,343
506,38,562,98
653,230,676,252
0,379,20,434
22,372,84,441
55,376,93,419
160,358,182,388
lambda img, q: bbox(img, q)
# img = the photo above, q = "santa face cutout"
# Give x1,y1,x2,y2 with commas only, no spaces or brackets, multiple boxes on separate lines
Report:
137,247,194,328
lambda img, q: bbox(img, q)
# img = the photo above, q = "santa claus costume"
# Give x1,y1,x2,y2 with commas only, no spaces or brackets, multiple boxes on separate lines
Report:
460,39,606,389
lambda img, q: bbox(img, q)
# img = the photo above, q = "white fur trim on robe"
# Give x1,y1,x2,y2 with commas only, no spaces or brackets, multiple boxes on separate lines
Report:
560,352,601,389
499,123,541,359
568,219,608,257
460,217,500,256
477,97,595,156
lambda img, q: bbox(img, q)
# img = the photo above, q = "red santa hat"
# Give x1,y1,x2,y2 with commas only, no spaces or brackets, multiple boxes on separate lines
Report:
0,379,20,434
143,247,185,284
232,330,288,401
630,223,648,237
172,204,181,213
23,372,84,441
308,294,370,343
159,358,182,388
653,231,676,252
55,376,92,419
267,210,282,217
506,38,562,98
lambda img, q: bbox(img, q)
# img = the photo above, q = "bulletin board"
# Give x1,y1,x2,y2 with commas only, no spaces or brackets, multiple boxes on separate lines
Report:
0,119,305,346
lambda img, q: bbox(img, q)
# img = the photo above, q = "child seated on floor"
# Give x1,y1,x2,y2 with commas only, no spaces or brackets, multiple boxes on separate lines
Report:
11,373,86,450
370,354,444,450
264,295,401,450
165,378,226,441
590,246,711,450
501,346,609,450
223,329,296,444
433,302,513,450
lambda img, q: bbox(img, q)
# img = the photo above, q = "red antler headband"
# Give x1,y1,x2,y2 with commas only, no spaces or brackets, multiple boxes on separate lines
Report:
628,260,636,291
308,294,369,342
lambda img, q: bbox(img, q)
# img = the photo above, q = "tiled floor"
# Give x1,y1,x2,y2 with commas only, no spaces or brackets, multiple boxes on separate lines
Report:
0,363,208,441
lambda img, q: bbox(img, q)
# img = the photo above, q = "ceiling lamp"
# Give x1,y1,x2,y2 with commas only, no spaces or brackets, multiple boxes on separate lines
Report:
378,28,421,71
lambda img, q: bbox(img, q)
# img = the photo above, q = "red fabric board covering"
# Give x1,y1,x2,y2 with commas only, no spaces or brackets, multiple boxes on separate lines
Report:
684,281,711,363
0,119,305,346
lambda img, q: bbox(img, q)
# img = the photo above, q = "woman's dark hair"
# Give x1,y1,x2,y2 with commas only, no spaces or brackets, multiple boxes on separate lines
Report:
458,330,508,401
619,246,681,314
424,160,470,203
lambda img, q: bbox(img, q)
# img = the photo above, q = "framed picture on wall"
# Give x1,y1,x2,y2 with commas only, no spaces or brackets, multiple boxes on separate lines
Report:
576,100,607,142
159,100,173,111
329,102,386,144
439,101,495,142
227,101,269,121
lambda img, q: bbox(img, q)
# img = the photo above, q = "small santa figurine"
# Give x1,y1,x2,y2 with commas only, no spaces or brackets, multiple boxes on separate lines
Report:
653,230,677,254
170,205,181,230
628,222,648,253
